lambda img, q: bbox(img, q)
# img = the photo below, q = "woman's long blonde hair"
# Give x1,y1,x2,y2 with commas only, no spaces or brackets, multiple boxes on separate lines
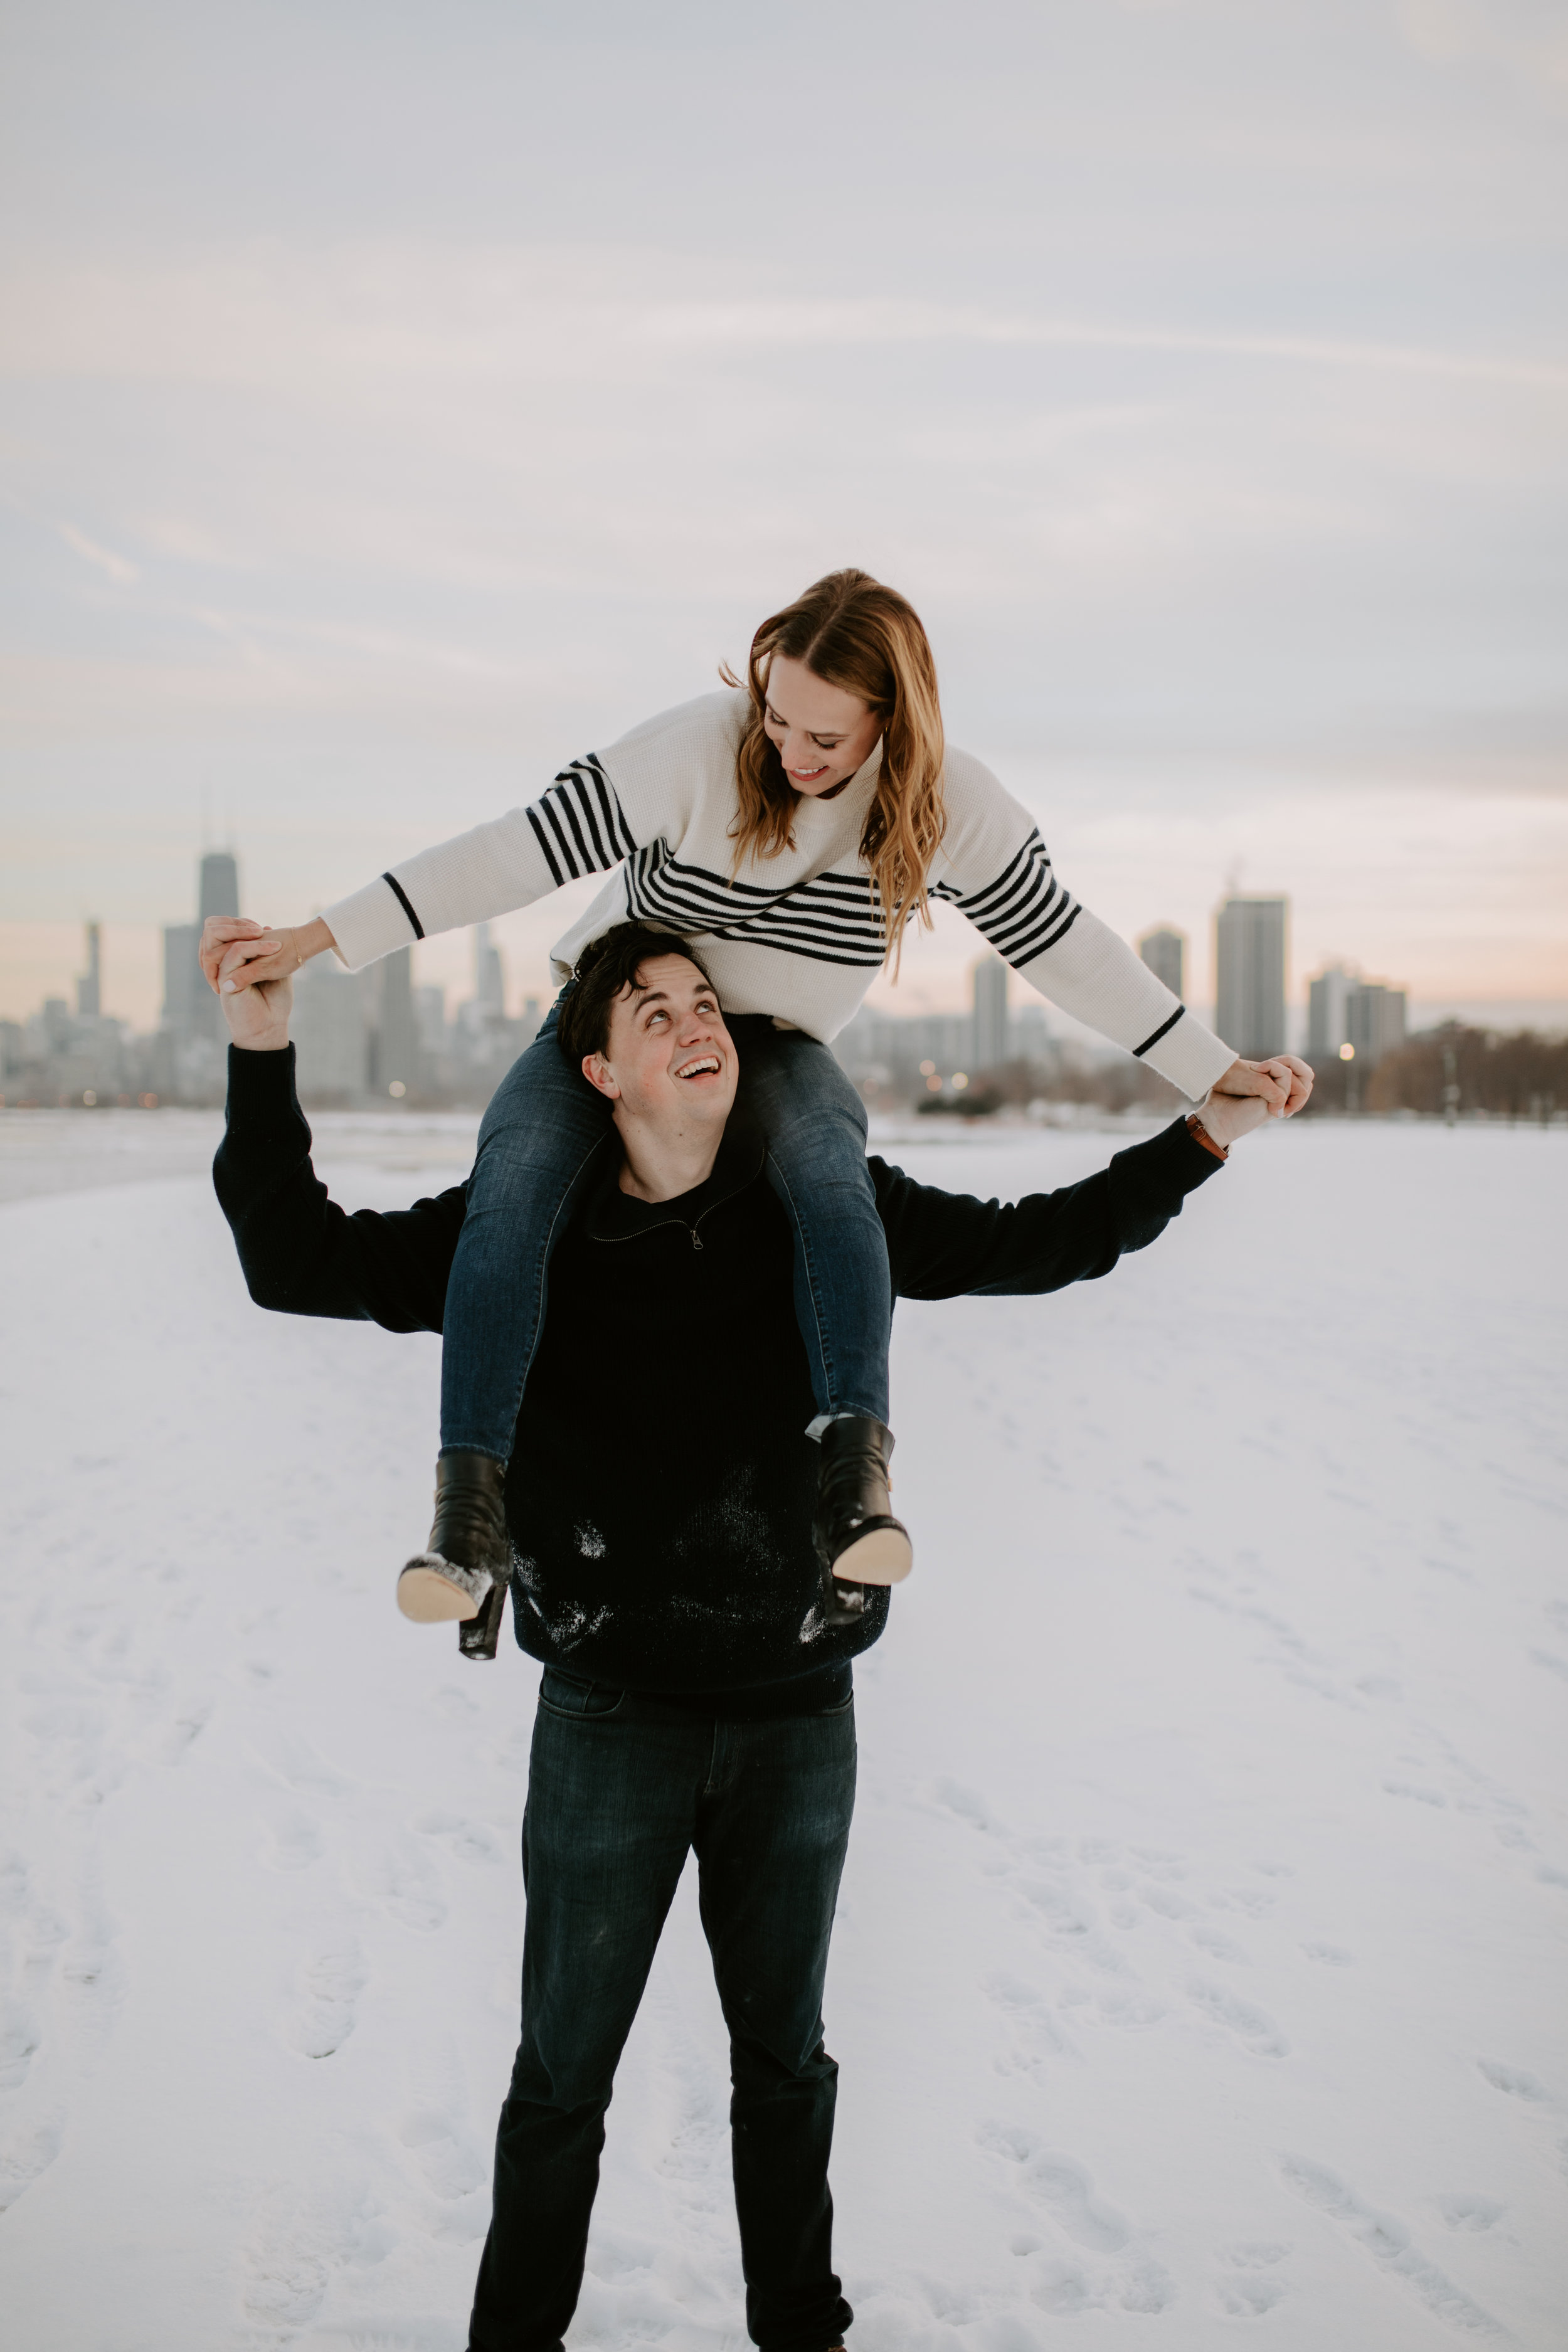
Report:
723,569,947,970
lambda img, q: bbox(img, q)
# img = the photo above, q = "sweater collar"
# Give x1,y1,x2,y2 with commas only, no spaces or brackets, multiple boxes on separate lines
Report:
583,1124,767,1246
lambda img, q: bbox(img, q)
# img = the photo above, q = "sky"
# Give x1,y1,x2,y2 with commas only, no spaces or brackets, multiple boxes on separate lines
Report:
2,0,1565,1027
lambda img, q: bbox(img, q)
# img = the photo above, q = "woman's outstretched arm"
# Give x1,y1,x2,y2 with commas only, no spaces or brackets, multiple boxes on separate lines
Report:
199,691,744,999
198,753,634,997
932,746,1313,1115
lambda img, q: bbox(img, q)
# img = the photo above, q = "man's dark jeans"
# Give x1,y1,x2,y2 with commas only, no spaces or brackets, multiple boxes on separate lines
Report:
468,1670,859,2352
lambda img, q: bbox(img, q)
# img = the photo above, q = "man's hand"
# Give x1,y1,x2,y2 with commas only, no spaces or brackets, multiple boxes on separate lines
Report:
221,968,293,1052
1209,1054,1315,1118
200,915,336,995
1197,1083,1276,1152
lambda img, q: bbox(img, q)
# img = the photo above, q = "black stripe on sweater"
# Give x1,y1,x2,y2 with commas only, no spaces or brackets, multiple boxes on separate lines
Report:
381,872,425,940
933,829,1081,969
1132,1006,1185,1058
526,758,637,887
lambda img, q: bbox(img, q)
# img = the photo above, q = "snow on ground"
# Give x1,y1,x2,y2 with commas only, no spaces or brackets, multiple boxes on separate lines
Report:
0,1110,1564,2351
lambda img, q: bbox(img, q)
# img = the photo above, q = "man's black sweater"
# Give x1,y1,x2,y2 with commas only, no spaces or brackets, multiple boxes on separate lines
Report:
214,1047,1222,1698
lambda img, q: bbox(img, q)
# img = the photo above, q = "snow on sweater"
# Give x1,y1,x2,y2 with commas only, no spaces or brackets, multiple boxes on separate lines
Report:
322,689,1232,1099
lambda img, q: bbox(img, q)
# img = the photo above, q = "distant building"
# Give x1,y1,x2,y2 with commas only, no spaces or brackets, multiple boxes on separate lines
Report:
77,923,102,1019
415,984,448,1058
972,956,1009,1071
292,958,369,1101
199,852,239,925
1012,1004,1054,1066
1307,965,1352,1060
1307,966,1407,1070
474,921,506,1016
373,946,421,1096
1345,982,1407,1070
159,848,240,1062
1138,926,1185,1000
161,921,204,1039
1215,897,1287,1059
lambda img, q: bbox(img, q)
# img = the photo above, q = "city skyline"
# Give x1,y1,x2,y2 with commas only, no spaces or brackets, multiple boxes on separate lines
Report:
0,849,1504,1115
5,892,1552,1049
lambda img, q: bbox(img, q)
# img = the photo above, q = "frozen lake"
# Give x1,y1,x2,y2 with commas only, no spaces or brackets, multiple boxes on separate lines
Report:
0,1109,1564,2349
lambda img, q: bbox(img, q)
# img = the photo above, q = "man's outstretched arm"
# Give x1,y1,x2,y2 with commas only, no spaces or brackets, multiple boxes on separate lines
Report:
211,973,465,1332
874,1097,1268,1301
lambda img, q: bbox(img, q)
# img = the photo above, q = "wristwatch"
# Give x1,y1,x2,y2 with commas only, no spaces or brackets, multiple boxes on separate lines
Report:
1186,1112,1228,1163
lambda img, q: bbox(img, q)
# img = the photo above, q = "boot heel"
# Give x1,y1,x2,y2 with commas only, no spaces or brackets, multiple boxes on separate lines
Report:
818,1570,871,1630
458,1574,509,1662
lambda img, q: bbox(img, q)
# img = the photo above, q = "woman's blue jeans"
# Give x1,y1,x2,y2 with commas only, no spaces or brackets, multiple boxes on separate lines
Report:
440,1005,891,1460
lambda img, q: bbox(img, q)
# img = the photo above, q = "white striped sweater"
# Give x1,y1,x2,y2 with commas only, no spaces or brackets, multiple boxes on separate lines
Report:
323,689,1232,1099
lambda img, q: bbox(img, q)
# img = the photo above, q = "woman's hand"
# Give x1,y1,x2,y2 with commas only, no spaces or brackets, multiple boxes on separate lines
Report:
199,915,335,994
1209,1054,1315,1118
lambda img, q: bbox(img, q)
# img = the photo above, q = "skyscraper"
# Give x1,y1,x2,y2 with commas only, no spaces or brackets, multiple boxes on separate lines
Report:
1138,926,1185,1000
475,921,506,1015
162,923,204,1038
972,955,1009,1071
1214,898,1287,1059
291,957,369,1101
1308,965,1352,1059
376,946,421,1096
77,922,102,1019
163,849,240,1059
1345,982,1407,1069
199,852,239,926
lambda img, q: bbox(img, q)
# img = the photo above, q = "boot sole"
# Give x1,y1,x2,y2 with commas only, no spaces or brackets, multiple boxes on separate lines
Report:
831,1526,914,1586
397,1560,487,1624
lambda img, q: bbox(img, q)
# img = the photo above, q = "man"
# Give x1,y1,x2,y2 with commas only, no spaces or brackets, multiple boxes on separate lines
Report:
213,922,1285,2352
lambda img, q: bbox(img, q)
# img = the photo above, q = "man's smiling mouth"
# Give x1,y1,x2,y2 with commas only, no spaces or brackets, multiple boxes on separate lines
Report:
673,1054,721,1080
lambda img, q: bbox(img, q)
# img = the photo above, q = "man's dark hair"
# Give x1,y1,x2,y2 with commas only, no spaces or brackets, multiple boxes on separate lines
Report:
556,924,717,1066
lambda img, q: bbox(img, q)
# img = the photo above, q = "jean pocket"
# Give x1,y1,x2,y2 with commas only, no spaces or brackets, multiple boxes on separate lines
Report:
538,1669,626,1720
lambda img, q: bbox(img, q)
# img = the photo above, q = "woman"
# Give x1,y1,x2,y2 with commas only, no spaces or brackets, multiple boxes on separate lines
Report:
204,570,1309,1650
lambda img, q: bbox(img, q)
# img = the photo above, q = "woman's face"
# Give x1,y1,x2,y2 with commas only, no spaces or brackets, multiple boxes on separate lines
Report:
762,655,882,799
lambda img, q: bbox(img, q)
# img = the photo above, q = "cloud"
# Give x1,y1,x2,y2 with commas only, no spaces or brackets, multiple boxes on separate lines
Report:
55,519,140,586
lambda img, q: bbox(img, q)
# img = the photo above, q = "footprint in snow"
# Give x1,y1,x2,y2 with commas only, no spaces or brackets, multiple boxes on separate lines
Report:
412,1810,504,1867
0,2114,62,2215
1211,2240,1290,2317
1433,2193,1505,2233
1476,2058,1548,2102
365,1831,448,1932
241,2175,397,2331
398,2107,488,2200
0,2000,42,2098
259,1809,323,1872
977,2123,1129,2252
1188,1922,1249,1963
1187,1979,1289,2058
284,1942,367,2059
1279,2154,1503,2337
1032,2252,1175,2318
983,1971,1076,2072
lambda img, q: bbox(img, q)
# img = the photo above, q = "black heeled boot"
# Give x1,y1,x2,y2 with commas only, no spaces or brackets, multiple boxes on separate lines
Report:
398,1452,512,1661
813,1416,913,1628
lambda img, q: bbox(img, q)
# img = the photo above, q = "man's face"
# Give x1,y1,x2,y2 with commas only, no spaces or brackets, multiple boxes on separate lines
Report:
583,954,738,1133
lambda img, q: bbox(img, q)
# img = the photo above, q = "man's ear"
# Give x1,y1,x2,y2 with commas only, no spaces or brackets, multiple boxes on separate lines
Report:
581,1052,620,1101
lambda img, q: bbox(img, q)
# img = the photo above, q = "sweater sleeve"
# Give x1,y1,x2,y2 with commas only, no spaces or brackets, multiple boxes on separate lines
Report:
931,748,1234,1101
874,1117,1223,1298
319,755,641,972
211,1045,467,1330
319,690,746,972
